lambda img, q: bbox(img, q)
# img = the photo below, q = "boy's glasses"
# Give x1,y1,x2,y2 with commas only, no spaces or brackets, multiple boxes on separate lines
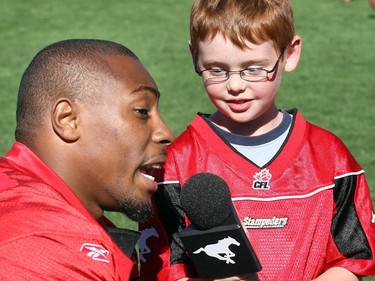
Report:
195,54,282,83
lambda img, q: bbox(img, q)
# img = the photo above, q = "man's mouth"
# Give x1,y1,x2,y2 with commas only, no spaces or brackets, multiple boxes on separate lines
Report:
141,172,155,181
140,163,163,181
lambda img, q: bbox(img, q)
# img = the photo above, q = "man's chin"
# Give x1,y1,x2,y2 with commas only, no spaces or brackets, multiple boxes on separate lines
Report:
120,201,153,223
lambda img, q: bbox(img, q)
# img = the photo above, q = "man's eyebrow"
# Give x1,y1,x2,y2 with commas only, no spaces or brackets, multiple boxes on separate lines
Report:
131,86,160,98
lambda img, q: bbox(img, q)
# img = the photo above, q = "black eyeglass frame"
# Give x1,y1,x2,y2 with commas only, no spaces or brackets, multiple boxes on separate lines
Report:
195,53,283,83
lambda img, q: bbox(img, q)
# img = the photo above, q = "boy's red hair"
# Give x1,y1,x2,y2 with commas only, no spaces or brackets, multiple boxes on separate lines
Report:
190,0,295,59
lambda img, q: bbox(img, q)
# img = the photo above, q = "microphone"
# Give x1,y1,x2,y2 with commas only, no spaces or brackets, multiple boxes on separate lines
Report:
180,172,233,230
179,173,262,279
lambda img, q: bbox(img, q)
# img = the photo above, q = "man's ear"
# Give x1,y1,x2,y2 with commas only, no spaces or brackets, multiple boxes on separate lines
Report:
51,98,80,142
284,35,302,73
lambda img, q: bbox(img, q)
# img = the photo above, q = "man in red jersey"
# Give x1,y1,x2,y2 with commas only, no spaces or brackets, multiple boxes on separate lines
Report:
0,39,173,280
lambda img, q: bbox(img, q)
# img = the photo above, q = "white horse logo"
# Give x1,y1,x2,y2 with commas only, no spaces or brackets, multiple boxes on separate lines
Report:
193,236,240,264
139,227,159,262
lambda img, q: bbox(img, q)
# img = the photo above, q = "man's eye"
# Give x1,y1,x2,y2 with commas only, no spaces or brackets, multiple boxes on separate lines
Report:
135,108,150,118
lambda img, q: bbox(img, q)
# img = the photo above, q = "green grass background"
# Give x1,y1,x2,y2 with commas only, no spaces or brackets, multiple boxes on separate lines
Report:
1,0,374,278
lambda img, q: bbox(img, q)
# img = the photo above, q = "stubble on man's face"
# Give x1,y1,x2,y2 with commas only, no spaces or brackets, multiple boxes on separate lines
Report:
119,195,153,223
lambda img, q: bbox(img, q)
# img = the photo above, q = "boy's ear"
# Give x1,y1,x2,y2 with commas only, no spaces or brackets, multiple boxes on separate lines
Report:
51,98,80,142
284,35,302,72
188,40,198,69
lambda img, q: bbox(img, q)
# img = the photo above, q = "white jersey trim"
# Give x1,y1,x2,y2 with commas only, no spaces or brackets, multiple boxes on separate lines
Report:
234,170,364,202
233,184,335,202
157,171,364,201
334,170,364,179
157,180,179,186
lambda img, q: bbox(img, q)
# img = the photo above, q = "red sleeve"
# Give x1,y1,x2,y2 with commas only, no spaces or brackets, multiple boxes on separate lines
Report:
0,235,120,280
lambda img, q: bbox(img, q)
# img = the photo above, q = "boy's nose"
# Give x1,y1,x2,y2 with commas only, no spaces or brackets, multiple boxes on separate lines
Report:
226,72,247,94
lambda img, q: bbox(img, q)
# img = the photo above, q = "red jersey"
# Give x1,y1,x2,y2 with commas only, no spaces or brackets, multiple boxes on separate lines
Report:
140,110,375,281
0,142,138,280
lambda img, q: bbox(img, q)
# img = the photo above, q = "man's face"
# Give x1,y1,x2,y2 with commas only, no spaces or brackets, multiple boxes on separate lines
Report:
76,55,173,222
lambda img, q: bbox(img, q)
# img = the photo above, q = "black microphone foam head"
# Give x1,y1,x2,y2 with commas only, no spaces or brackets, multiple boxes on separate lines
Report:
180,173,232,230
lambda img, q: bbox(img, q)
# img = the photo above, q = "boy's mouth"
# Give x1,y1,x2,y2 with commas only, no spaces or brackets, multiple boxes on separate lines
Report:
227,99,253,112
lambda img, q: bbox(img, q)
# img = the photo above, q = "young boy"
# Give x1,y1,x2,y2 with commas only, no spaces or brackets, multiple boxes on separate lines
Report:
140,0,375,280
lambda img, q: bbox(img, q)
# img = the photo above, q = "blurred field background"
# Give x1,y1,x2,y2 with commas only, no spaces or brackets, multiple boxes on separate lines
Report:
1,0,374,278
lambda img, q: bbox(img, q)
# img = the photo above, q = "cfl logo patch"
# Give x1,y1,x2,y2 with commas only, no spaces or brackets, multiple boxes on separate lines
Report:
252,168,272,190
253,181,270,189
